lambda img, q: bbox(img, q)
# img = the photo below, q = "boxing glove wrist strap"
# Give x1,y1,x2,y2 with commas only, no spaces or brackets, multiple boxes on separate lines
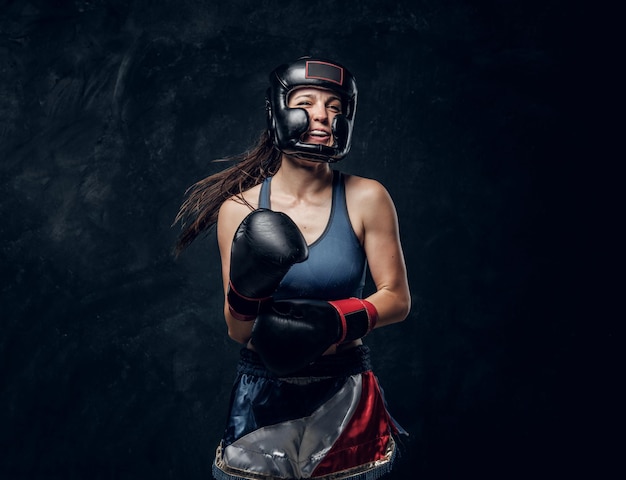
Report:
227,282,271,321
328,298,378,344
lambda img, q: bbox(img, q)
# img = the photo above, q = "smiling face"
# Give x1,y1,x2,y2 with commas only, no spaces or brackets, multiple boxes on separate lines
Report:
287,87,343,147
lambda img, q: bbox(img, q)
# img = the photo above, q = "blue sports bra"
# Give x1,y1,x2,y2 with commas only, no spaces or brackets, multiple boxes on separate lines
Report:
259,170,366,301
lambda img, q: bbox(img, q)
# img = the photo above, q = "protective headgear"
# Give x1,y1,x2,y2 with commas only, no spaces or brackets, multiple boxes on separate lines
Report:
266,57,357,162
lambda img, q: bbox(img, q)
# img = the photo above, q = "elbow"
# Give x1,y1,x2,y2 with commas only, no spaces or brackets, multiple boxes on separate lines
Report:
226,319,253,344
228,328,251,345
392,288,411,323
398,294,411,322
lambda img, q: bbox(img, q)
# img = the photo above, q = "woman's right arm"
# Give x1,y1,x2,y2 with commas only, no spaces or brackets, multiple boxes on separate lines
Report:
216,198,256,344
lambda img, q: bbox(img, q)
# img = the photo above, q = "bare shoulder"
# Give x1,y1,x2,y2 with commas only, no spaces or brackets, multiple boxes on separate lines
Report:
344,174,395,214
343,174,398,243
218,196,250,221
217,184,262,243
219,184,262,216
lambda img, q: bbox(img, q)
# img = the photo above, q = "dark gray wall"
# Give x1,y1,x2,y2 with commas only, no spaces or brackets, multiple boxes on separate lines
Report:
1,1,602,479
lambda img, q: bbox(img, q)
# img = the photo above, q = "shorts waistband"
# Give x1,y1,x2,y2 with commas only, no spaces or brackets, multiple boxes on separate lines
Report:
237,345,372,378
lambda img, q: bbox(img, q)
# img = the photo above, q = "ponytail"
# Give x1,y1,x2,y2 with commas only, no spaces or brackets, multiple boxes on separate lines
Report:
173,130,280,256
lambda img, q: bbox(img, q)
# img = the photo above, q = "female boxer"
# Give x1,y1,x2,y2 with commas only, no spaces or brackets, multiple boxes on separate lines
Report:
175,56,411,480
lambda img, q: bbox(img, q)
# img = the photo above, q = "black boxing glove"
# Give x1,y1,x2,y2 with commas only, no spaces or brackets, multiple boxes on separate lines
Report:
227,209,308,321
251,298,378,376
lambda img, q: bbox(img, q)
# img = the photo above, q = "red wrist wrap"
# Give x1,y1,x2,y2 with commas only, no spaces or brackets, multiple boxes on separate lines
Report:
328,297,378,344
227,281,272,321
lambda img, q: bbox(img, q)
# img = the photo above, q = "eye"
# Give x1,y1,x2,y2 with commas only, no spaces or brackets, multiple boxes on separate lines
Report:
328,103,342,113
292,99,312,107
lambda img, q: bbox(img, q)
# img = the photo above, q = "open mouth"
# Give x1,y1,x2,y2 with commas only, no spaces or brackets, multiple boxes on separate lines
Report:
303,129,331,144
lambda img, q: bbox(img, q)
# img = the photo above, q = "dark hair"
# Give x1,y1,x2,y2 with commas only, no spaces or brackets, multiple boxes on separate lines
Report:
173,130,281,256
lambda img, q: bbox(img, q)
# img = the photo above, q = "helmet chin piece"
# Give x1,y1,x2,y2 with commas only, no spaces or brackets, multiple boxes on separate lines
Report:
278,112,352,164
266,57,357,163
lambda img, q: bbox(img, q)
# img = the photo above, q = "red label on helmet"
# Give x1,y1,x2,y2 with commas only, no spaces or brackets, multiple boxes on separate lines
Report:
305,61,344,85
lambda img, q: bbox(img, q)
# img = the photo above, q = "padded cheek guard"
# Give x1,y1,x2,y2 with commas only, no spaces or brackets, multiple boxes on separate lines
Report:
266,57,358,163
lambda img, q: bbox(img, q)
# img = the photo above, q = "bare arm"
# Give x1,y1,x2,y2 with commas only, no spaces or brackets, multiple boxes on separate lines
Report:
348,177,411,328
216,198,256,344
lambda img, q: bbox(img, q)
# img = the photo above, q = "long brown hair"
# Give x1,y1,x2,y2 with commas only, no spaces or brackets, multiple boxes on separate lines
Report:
173,130,281,256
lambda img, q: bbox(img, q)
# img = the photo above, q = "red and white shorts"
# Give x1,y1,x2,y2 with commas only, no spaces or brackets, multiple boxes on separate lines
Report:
212,346,405,480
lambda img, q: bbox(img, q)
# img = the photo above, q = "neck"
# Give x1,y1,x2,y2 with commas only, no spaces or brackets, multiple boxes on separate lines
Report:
273,153,334,198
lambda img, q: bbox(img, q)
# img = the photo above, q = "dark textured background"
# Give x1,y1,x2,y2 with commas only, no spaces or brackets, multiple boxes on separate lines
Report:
1,0,606,479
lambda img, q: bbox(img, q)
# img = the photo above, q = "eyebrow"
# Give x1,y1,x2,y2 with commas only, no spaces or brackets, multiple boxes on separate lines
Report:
290,92,342,103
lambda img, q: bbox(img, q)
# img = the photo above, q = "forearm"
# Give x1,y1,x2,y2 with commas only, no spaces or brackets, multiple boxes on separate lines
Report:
365,285,411,328
224,304,254,344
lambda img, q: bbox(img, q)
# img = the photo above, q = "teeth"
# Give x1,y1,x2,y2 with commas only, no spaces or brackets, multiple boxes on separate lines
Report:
310,130,328,137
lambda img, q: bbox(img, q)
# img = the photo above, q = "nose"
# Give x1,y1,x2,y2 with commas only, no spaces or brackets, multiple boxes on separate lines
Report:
310,100,328,124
